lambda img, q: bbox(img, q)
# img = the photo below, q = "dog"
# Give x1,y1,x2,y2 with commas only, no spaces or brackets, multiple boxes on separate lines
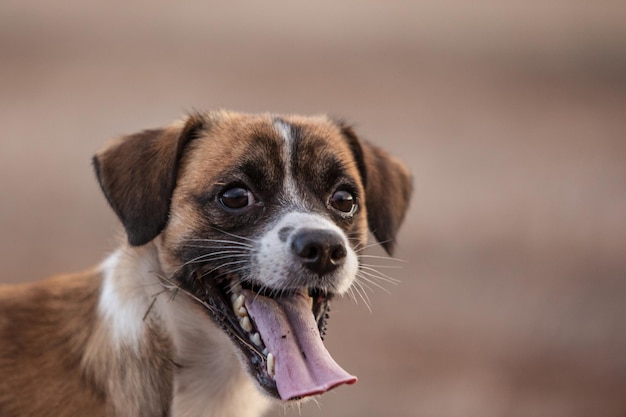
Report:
0,111,411,417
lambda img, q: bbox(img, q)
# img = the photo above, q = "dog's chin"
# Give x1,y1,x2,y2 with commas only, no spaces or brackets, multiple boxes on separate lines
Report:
186,269,357,402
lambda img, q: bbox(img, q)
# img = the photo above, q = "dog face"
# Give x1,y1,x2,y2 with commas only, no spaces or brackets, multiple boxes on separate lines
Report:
93,111,411,401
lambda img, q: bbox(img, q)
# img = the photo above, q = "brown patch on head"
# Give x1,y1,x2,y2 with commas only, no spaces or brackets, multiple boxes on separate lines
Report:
173,112,286,204
93,110,411,263
157,112,288,266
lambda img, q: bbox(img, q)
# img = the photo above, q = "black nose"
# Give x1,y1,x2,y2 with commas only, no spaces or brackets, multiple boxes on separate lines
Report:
291,229,347,275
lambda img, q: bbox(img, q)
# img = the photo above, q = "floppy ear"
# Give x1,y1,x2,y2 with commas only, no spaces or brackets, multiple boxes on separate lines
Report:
93,114,206,246
340,124,412,255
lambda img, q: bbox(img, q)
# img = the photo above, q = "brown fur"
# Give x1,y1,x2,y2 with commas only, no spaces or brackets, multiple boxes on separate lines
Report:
0,273,106,417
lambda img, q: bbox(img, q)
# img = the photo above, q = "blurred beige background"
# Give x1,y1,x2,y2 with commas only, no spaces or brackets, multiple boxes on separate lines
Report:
1,1,625,416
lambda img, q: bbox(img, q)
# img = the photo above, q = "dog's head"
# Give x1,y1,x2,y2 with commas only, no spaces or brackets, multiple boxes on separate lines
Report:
93,111,412,401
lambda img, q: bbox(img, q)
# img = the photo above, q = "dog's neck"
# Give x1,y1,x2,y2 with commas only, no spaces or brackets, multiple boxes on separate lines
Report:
94,244,270,417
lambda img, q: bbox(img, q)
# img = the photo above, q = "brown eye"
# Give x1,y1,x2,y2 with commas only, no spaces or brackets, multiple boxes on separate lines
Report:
220,187,255,210
329,189,356,214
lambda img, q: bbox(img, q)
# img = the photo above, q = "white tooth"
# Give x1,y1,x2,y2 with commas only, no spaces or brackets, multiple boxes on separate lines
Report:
240,316,253,332
230,285,242,301
251,332,262,347
308,295,314,309
267,352,275,376
234,294,245,311
236,306,248,317
262,348,268,356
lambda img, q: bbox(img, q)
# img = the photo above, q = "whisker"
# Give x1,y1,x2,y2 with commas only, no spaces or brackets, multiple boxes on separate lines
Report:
142,288,170,321
351,281,372,312
154,273,212,309
354,276,376,293
135,280,170,289
207,226,257,243
350,281,365,304
358,266,401,284
168,250,244,279
356,273,392,294
223,273,248,295
186,249,249,257
181,244,252,251
359,264,403,270
358,254,407,263
346,286,358,304
212,266,249,284
198,260,250,278
185,253,250,266
354,239,393,253
184,238,253,248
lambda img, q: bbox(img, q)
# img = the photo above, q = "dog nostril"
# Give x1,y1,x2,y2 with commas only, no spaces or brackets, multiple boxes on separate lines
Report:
330,245,347,263
300,244,320,261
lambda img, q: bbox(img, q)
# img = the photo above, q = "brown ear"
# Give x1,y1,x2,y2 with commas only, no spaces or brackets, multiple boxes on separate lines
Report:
93,114,206,246
340,124,412,255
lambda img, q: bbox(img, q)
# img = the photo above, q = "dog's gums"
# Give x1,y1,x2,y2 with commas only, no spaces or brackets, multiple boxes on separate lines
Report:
190,270,357,401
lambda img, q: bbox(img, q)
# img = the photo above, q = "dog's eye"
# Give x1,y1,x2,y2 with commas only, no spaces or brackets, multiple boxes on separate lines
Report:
329,189,356,214
219,187,255,210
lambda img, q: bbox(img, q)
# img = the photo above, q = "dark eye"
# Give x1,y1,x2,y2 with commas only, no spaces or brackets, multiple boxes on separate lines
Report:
329,189,356,214
219,187,255,210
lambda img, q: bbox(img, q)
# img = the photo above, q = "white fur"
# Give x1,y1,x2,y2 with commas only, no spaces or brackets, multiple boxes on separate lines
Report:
274,120,301,205
97,249,158,352
98,244,270,417
254,211,358,294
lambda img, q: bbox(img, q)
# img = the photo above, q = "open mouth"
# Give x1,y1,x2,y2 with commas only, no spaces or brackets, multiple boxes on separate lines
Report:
196,271,357,401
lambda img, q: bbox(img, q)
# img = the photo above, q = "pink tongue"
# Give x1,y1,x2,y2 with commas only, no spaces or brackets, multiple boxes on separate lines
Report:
243,290,357,400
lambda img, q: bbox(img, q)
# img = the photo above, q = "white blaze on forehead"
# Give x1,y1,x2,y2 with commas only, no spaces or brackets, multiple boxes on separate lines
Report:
254,211,358,294
273,119,300,205
274,119,292,145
